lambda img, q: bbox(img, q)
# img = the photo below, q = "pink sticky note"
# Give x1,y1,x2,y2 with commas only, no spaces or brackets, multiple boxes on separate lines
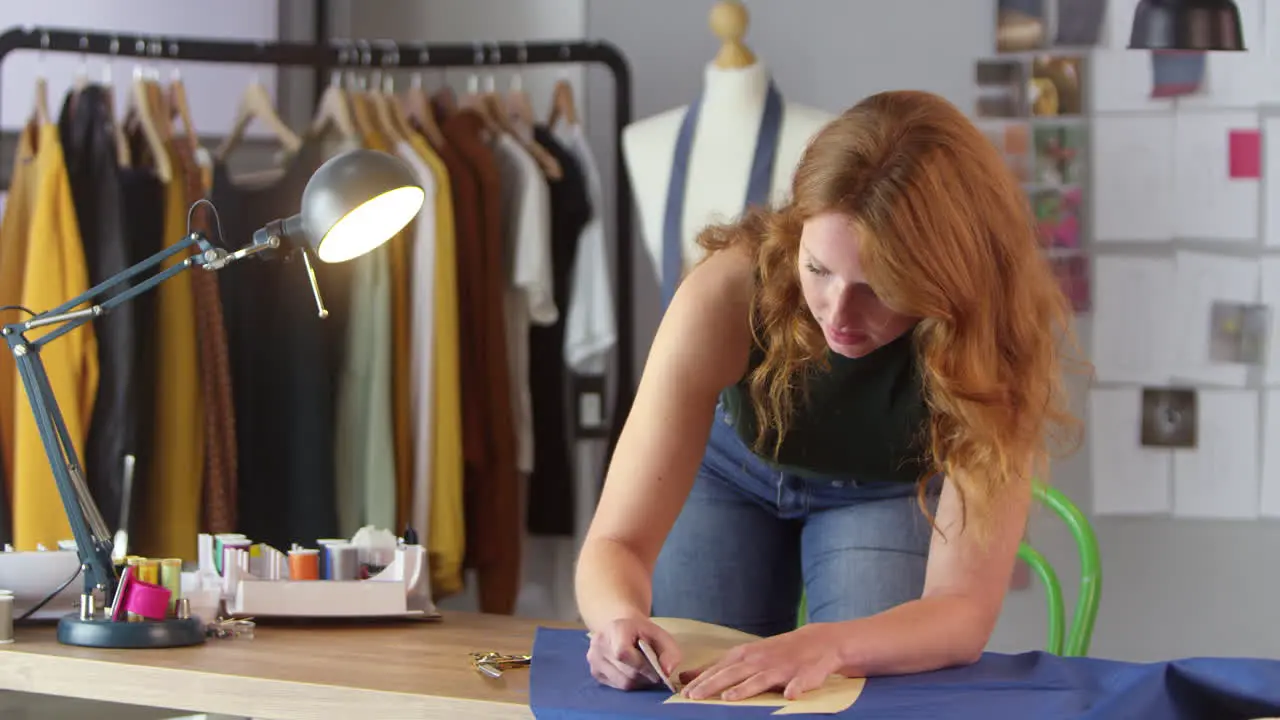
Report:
1229,129,1261,179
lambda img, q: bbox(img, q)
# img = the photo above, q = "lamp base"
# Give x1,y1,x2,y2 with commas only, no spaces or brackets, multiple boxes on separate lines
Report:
56,613,206,648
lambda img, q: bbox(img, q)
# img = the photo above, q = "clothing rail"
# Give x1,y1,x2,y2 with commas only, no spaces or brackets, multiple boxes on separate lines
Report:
0,25,636,463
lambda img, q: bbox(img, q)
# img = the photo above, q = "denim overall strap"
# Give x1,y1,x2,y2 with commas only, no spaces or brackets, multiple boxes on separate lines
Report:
660,81,784,307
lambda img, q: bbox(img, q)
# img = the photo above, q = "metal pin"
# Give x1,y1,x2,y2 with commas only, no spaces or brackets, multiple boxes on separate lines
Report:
301,250,329,319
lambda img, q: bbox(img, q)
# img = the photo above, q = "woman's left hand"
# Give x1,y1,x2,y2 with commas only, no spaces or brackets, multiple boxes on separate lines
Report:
677,623,845,702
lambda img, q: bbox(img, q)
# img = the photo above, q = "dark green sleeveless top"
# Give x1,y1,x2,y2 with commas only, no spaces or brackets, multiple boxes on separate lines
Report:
719,330,931,483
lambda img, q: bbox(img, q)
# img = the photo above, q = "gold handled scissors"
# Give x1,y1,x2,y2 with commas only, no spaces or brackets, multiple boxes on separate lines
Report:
470,651,532,678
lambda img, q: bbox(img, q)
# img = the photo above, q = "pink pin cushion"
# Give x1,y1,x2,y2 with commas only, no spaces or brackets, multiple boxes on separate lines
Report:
110,565,172,621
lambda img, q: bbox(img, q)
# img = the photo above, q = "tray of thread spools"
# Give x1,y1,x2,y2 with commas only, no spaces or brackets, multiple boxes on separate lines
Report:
183,526,439,620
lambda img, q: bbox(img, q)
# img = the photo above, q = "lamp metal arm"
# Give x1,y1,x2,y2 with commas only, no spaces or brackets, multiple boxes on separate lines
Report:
0,227,269,608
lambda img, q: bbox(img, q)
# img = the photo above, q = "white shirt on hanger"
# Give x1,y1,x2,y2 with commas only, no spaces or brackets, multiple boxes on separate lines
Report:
553,122,616,376
493,132,554,475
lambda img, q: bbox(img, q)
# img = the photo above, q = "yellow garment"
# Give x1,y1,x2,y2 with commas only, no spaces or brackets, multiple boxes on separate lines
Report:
13,123,99,550
405,133,465,596
0,123,39,489
134,146,204,560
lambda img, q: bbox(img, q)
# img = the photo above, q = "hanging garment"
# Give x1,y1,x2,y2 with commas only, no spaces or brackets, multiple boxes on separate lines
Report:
660,81,783,306
493,133,555,481
415,131,475,598
553,122,616,377
133,144,204,561
57,86,137,533
439,109,521,614
172,137,237,534
526,127,590,537
332,113,395,537
400,132,465,602
12,122,100,550
117,146,166,541
0,123,39,494
213,140,340,551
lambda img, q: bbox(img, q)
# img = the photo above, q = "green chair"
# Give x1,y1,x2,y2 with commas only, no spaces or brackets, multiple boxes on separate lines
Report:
796,482,1101,657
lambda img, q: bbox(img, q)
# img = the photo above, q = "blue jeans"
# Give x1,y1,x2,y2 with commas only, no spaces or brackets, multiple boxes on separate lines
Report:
651,403,938,637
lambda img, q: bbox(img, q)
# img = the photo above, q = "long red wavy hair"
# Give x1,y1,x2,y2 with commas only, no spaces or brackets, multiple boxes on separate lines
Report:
698,90,1086,538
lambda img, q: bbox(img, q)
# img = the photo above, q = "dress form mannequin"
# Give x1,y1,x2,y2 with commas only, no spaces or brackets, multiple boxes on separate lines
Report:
622,1,834,290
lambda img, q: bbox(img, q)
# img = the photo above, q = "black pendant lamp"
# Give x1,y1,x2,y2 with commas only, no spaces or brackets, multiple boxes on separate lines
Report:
1128,0,1246,51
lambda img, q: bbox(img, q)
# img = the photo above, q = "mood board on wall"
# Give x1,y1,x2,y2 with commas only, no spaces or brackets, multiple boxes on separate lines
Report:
1079,0,1280,521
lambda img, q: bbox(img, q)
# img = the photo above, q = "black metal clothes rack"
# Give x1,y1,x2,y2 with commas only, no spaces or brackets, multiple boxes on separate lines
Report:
0,25,636,460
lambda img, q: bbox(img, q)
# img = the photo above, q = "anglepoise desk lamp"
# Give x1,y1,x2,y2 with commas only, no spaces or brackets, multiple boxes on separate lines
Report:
2,148,425,649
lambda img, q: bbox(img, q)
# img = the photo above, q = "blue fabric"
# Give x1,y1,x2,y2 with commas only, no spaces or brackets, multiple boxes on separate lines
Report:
651,404,933,637
530,627,1280,719
660,81,784,307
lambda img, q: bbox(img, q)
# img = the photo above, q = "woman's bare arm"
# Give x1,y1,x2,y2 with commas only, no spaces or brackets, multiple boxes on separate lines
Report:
575,245,755,632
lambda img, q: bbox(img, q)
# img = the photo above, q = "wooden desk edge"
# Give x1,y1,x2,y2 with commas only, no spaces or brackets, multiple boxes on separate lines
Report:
0,644,535,720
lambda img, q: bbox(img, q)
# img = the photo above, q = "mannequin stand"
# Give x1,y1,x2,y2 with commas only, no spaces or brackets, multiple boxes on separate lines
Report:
57,614,206,649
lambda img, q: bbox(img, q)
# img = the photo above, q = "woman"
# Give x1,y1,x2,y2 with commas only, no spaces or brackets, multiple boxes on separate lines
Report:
575,89,1083,702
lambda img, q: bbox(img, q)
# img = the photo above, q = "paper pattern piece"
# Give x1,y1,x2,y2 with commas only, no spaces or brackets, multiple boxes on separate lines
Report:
1208,300,1269,365
1151,51,1206,99
652,617,866,715
1089,388,1173,515
1092,116,1175,242
1172,252,1259,387
1261,258,1280,384
1265,119,1280,249
1092,256,1176,384
1140,387,1197,448
1174,112,1260,242
1229,129,1262,180
1172,389,1260,520
1260,391,1280,518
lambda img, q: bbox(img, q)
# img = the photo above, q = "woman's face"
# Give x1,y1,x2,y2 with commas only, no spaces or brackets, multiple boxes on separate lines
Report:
797,212,915,358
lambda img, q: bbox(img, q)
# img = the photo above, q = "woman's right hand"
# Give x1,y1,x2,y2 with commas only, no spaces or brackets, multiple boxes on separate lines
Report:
586,617,683,691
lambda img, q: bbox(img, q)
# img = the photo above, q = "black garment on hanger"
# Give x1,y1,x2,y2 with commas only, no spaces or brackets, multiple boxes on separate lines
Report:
112,130,168,538
526,126,592,537
57,85,138,531
212,140,340,550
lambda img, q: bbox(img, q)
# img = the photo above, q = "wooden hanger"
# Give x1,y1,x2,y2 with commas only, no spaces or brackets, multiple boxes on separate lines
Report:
709,1,757,69
482,91,562,181
169,70,200,158
310,79,358,142
31,76,50,126
546,77,579,128
506,81,536,129
403,55,447,148
216,75,303,163
127,68,172,181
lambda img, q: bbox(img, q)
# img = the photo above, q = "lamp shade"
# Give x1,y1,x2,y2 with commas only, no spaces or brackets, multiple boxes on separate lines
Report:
296,149,426,263
1128,0,1245,51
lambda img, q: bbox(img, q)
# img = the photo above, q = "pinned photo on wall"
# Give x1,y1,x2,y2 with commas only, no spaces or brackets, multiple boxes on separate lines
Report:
1032,188,1082,249
982,121,1032,181
1049,253,1090,313
1029,55,1084,116
1151,51,1206,99
1208,300,1270,365
975,59,1030,118
1054,0,1106,47
997,0,1049,52
1140,387,1197,449
1033,125,1086,185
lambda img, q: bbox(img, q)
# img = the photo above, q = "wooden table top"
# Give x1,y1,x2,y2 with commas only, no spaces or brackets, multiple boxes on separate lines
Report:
0,611,574,719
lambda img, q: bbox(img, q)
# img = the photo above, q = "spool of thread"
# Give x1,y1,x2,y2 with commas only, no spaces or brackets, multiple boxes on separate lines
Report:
288,548,320,580
316,539,347,579
160,558,182,612
219,538,252,577
324,543,359,581
137,558,160,586
0,592,12,644
213,534,248,574
118,577,171,621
